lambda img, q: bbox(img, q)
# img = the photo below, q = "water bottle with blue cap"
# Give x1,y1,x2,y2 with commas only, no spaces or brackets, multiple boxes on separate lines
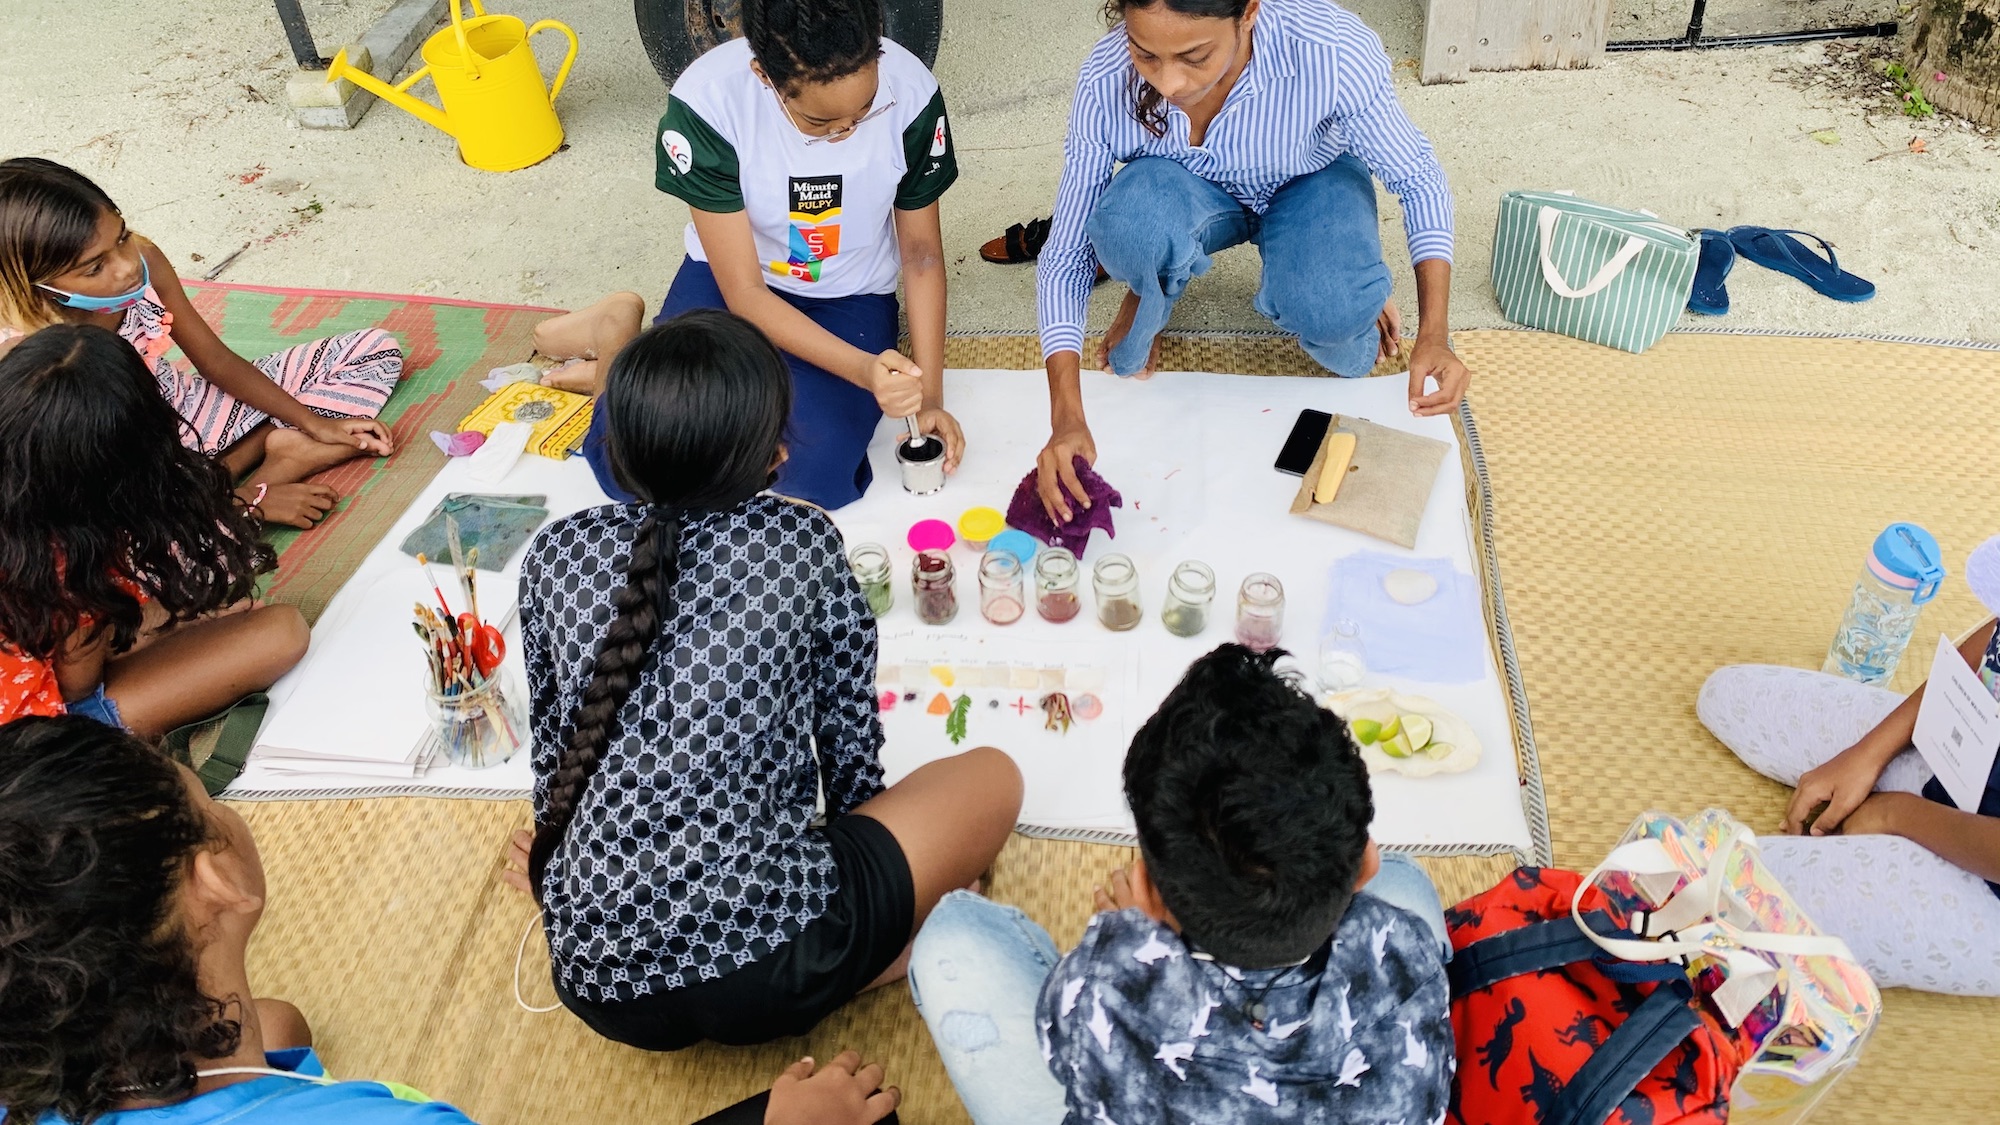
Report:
1823,522,1946,686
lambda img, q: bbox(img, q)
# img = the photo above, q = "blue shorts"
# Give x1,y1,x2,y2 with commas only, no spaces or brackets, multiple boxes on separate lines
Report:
66,684,126,729
583,258,899,511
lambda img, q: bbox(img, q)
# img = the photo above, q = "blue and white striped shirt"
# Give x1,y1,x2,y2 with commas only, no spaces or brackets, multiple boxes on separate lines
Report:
1037,0,1454,360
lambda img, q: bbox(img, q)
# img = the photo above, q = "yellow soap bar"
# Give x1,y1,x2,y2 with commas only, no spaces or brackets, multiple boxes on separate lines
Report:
1314,431,1358,504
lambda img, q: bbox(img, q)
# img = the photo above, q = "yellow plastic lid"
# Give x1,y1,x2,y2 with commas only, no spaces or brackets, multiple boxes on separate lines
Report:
957,506,1006,543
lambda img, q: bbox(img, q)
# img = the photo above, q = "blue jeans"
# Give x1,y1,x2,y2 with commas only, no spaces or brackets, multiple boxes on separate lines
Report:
1088,155,1391,378
908,853,1448,1125
65,683,125,729
581,258,900,511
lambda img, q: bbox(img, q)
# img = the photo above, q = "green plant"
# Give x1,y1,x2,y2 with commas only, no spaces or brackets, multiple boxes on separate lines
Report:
1882,62,1936,118
946,693,971,744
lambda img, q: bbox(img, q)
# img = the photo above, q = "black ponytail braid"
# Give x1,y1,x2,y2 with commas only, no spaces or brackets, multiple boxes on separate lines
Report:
527,509,677,893
744,0,885,94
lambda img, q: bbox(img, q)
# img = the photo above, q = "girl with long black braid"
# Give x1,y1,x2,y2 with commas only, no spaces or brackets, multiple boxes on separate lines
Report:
580,0,965,513
505,309,1021,1049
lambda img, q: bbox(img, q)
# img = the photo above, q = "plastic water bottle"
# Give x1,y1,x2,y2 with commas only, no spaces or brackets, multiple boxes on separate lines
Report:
1823,523,1945,686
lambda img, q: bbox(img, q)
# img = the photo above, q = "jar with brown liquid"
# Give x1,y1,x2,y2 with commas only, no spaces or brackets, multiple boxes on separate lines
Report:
912,550,958,625
1035,547,1082,623
1093,553,1142,632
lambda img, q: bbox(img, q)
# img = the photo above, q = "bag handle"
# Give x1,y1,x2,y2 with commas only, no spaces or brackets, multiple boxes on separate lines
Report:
1537,206,1648,300
161,693,269,797
1569,828,1860,1026
1543,981,1703,1125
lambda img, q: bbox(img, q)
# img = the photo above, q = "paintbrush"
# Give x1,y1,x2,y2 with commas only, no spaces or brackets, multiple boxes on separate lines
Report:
415,553,456,620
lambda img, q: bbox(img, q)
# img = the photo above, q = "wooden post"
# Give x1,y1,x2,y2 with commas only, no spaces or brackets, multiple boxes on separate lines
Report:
1422,0,1613,84
1908,0,2000,125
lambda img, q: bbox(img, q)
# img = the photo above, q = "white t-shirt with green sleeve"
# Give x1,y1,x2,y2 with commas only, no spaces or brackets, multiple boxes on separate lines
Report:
655,37,958,300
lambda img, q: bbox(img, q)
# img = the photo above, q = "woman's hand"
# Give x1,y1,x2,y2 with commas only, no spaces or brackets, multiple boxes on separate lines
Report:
913,406,964,472
861,350,926,419
765,1052,900,1125
1035,421,1098,525
304,415,395,456
1783,743,1893,836
1836,791,1920,837
1406,336,1470,417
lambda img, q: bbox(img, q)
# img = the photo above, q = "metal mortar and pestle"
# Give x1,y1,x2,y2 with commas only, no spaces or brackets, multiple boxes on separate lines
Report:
895,415,945,494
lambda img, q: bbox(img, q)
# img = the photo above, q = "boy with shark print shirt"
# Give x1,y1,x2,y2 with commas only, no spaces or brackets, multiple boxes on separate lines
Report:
910,644,1453,1124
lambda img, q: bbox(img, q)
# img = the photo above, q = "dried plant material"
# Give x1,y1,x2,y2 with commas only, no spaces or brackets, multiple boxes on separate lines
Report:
1040,692,1073,733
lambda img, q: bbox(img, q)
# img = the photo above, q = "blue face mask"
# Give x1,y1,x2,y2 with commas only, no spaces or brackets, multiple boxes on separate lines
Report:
39,257,150,312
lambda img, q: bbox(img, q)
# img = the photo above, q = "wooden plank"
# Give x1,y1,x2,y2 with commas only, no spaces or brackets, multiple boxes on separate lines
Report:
1423,0,1613,84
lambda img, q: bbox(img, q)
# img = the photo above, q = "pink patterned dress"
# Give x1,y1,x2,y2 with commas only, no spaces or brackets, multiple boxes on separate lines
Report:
118,288,403,454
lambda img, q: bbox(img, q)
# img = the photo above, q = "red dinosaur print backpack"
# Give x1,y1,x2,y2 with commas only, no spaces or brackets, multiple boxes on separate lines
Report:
1444,867,1752,1125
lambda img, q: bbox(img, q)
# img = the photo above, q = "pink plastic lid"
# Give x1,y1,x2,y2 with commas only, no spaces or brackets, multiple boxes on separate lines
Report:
907,519,956,552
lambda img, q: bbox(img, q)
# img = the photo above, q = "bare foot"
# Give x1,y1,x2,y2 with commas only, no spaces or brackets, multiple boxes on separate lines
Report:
1098,289,1162,380
240,482,338,528
541,358,598,395
258,425,368,485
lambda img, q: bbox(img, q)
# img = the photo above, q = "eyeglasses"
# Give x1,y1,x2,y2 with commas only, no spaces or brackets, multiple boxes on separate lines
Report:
772,85,896,146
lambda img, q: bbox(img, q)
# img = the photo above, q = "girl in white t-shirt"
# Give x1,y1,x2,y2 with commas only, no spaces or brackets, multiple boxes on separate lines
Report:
577,0,963,511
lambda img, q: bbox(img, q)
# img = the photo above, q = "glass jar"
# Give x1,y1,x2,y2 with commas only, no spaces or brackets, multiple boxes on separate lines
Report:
424,669,529,770
979,551,1026,626
847,542,894,618
1093,553,1143,632
1236,572,1285,651
1160,560,1216,637
1318,616,1366,690
912,550,958,625
1035,547,1082,623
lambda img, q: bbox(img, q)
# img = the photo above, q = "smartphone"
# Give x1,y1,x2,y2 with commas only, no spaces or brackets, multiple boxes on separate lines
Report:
1274,409,1333,476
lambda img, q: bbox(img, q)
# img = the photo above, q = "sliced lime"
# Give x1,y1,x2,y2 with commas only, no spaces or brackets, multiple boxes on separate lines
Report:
1423,741,1455,760
1381,730,1415,758
1378,715,1403,741
1351,718,1383,744
1401,714,1434,751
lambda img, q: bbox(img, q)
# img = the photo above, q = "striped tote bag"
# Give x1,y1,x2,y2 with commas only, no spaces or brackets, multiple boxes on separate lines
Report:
1491,191,1698,354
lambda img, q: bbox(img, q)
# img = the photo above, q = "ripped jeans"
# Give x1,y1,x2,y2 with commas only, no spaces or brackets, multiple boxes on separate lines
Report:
907,854,1449,1125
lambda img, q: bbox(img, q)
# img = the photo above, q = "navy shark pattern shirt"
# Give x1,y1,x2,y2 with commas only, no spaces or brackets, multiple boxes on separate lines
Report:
1038,894,1452,1123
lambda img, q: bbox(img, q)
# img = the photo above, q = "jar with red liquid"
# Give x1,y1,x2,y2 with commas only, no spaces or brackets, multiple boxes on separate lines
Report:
979,551,1026,625
1235,572,1284,651
1035,547,1082,623
912,550,958,625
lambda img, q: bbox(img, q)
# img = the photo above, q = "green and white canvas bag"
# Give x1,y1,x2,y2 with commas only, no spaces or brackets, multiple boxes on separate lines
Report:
1491,190,1698,354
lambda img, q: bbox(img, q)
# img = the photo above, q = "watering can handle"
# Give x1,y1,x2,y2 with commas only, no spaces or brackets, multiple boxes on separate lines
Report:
449,0,485,80
527,20,581,102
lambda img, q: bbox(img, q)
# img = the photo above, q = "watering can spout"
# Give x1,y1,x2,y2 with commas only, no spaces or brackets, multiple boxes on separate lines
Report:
326,48,457,138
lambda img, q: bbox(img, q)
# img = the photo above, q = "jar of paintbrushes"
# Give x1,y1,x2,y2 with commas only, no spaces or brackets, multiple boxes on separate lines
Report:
414,537,526,769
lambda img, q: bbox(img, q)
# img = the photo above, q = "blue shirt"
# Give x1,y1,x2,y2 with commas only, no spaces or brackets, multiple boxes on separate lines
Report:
26,1049,475,1124
1037,0,1454,360
1038,897,1453,1124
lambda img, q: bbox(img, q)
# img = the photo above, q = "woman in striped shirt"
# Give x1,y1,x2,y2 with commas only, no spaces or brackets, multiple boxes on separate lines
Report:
1032,0,1474,521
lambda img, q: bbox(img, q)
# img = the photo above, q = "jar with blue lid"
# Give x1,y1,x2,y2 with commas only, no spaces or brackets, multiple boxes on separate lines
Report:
1824,522,1945,686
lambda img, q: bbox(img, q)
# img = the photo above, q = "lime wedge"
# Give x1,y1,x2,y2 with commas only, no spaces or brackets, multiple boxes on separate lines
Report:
1423,741,1455,760
1351,718,1383,744
1378,715,1403,741
1381,730,1415,758
1401,714,1434,751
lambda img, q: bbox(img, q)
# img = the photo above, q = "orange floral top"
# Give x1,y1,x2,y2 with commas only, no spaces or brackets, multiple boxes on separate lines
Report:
0,646,66,721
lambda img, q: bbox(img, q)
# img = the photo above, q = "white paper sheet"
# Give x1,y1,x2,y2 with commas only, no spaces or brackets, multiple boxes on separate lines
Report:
230,369,1536,853
1913,633,2000,811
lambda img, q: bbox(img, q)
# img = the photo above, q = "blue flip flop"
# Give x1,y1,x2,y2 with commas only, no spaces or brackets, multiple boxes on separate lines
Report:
1726,226,1876,302
1687,229,1734,316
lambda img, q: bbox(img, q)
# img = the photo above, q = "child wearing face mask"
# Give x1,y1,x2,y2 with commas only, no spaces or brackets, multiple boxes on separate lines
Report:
0,157,401,529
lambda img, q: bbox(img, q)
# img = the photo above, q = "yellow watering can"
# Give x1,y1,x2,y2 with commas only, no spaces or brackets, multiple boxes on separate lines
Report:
328,0,578,173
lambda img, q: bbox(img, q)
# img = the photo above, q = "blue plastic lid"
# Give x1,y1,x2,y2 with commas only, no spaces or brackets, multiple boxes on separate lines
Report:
989,529,1039,567
1869,523,1946,605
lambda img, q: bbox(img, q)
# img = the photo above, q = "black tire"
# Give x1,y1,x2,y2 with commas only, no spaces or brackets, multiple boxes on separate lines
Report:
635,0,943,87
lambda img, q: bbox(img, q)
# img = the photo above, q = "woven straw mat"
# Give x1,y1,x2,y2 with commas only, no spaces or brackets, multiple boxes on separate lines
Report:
236,329,2000,1124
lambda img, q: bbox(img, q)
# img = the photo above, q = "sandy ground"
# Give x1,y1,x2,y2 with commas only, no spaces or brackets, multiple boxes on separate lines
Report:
1,0,1996,347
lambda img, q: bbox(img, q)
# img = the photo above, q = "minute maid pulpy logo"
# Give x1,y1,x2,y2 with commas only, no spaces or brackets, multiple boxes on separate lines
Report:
772,175,842,283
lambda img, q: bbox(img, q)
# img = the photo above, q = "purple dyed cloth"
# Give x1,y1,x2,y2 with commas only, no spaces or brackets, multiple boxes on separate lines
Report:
1005,456,1122,555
